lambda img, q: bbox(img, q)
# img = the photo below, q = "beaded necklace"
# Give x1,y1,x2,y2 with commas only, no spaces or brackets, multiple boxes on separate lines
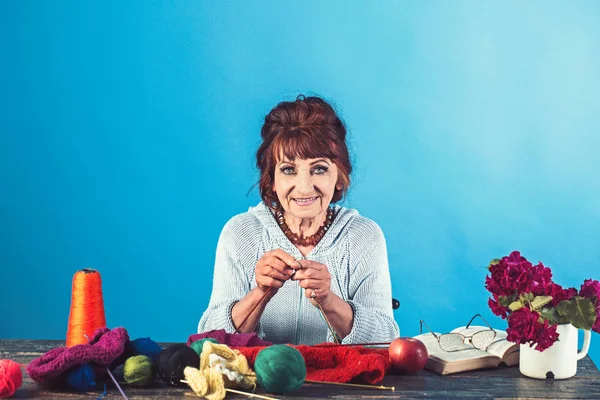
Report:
275,207,335,247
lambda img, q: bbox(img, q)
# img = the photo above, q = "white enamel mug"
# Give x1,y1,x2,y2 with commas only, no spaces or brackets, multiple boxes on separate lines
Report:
519,323,591,379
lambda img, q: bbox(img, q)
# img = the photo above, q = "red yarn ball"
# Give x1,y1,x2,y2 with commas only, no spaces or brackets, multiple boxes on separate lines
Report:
0,359,23,399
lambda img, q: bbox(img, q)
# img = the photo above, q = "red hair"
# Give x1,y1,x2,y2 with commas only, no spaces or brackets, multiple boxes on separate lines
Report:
256,96,352,210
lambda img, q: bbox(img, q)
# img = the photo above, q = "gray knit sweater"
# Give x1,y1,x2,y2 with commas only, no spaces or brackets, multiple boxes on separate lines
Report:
197,202,400,345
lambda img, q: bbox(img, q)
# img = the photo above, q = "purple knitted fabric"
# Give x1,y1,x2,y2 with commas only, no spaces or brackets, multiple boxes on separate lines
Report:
187,329,272,347
27,327,129,383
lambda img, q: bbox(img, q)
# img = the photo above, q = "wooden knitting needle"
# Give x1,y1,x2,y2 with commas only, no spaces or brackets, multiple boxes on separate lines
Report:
240,375,394,391
234,263,305,333
181,380,280,400
235,287,273,333
236,262,341,343
316,341,391,347
304,380,395,391
236,286,341,342
312,297,340,344
236,258,304,333
226,388,281,400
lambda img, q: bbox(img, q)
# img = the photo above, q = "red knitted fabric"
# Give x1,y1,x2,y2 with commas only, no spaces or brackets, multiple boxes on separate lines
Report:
235,344,391,384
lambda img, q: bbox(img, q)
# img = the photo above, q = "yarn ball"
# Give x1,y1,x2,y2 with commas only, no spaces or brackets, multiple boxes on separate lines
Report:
189,338,220,357
254,345,306,394
65,363,97,392
130,338,163,363
123,355,154,387
0,359,22,399
157,344,200,386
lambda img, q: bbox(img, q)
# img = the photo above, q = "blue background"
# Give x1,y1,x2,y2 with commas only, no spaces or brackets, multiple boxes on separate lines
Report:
1,1,599,364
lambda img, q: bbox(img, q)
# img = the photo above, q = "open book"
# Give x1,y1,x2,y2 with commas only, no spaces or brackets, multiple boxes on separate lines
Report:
413,325,519,375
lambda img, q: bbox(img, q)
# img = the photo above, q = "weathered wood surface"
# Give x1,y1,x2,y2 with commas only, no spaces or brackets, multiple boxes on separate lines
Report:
1,339,599,399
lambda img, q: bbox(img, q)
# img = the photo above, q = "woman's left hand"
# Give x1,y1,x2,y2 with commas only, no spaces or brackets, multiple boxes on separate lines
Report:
291,260,332,305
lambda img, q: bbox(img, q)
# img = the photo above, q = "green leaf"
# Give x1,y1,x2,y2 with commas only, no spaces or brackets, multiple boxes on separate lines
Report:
530,296,553,311
556,297,597,330
522,292,535,303
539,307,568,324
499,294,517,307
487,259,501,269
509,301,524,311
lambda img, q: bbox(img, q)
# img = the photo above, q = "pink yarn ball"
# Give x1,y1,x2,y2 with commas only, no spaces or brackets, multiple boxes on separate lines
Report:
0,359,22,399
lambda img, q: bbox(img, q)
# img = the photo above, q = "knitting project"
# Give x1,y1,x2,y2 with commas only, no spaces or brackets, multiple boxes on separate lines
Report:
27,327,129,383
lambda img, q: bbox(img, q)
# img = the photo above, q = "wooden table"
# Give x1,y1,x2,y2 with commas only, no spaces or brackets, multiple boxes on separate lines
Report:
1,339,599,399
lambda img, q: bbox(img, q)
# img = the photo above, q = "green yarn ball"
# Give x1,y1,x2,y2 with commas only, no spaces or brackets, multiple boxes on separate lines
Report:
190,338,220,356
123,355,154,387
254,344,306,394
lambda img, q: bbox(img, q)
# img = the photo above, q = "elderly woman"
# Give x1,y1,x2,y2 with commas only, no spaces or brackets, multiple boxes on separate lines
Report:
198,96,399,345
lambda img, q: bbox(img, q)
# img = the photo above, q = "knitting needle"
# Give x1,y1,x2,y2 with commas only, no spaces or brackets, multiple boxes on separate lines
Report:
304,380,395,391
235,287,340,344
312,297,340,344
234,260,304,333
317,341,391,347
236,261,340,343
181,381,280,400
226,388,281,400
106,368,129,400
239,374,394,391
235,287,273,333
84,334,129,400
297,255,339,344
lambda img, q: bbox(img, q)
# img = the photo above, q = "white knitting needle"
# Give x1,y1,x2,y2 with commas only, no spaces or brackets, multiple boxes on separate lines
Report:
84,334,128,400
226,388,281,400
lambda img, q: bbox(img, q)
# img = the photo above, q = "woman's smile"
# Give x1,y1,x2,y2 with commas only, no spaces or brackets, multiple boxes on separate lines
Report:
291,196,319,206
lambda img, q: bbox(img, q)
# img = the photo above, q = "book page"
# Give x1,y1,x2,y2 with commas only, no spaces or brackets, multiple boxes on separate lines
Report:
413,332,509,374
450,325,517,359
486,338,518,359
413,333,492,362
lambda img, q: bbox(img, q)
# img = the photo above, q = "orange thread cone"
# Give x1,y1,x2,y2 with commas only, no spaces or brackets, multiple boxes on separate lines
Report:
66,268,107,347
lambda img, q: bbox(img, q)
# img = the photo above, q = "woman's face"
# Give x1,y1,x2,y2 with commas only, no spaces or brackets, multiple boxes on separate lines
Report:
273,157,342,220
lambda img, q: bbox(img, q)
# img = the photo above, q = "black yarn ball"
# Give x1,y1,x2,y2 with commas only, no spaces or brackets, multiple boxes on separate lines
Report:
156,343,200,386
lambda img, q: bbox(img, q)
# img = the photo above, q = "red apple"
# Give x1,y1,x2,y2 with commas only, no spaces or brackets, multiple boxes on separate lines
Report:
389,337,429,374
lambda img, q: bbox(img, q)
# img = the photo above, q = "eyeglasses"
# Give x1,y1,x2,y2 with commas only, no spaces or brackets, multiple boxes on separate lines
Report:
419,314,497,352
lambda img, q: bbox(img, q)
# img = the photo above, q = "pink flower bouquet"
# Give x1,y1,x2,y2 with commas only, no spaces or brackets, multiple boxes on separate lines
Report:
485,251,600,352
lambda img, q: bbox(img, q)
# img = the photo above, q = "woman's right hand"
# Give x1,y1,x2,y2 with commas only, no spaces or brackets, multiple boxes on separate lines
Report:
255,249,297,293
